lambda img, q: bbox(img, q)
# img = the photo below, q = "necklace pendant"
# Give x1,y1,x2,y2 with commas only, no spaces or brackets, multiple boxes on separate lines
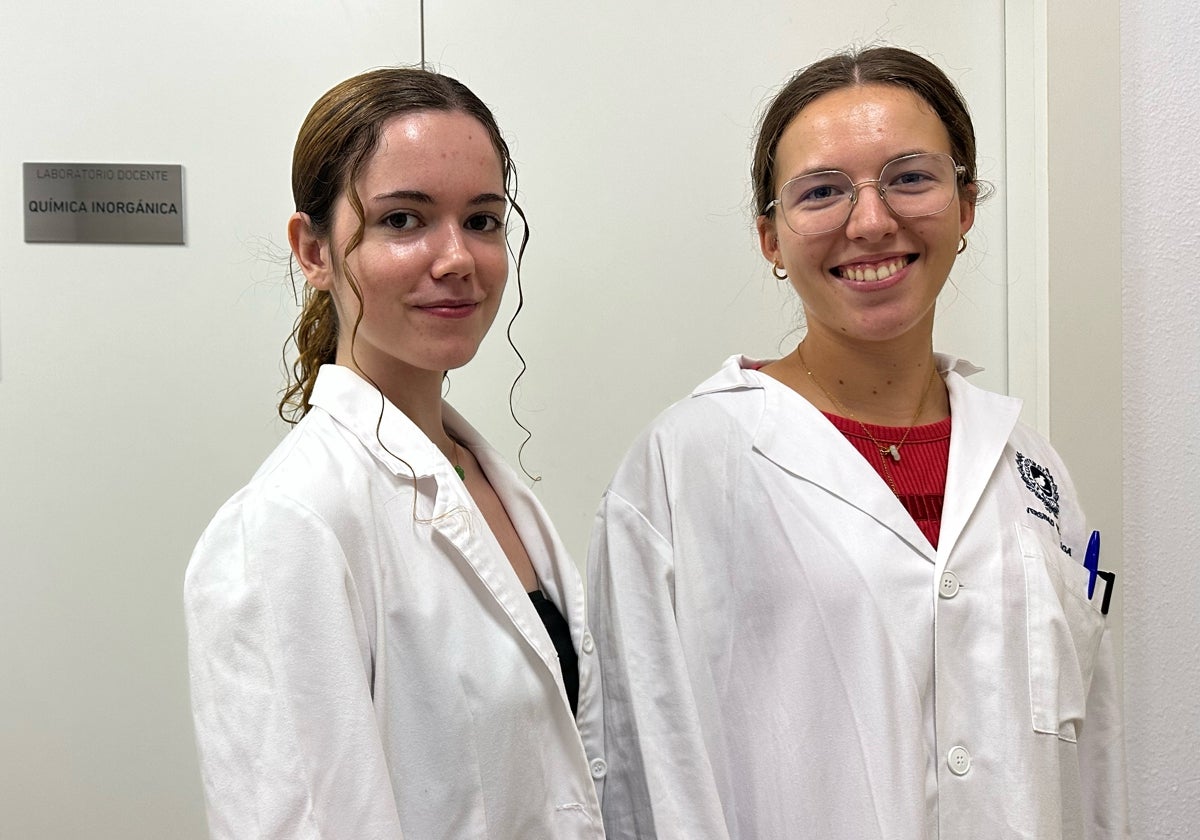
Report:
454,465,466,481
884,444,901,462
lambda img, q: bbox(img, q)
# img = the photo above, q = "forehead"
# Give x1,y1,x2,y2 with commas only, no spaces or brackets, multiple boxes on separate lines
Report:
356,110,504,189
776,83,952,177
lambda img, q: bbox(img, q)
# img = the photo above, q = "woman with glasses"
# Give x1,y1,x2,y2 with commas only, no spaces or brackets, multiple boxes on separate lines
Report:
588,47,1126,839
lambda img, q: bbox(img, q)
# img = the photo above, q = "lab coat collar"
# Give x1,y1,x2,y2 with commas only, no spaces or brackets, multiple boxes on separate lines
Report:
690,353,985,396
936,361,1022,562
308,364,456,480
695,354,1018,564
308,365,560,570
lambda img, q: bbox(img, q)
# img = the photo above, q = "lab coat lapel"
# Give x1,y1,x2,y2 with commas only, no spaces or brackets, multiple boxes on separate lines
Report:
936,368,1022,560
753,373,936,562
438,407,562,677
316,371,560,677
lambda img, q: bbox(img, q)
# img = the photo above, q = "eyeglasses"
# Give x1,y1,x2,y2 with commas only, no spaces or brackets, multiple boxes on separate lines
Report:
764,153,967,236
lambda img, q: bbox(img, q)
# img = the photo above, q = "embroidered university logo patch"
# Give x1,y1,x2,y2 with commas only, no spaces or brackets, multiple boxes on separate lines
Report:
1016,452,1060,517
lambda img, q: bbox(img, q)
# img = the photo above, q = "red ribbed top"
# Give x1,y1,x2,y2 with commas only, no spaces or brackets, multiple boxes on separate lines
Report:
823,413,953,548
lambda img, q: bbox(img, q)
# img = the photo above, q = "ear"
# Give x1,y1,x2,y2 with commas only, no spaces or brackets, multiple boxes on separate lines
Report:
756,214,783,269
958,183,978,237
288,212,335,291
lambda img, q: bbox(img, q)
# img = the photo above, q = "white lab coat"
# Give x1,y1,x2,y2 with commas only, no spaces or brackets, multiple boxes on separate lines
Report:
186,365,606,840
588,355,1127,840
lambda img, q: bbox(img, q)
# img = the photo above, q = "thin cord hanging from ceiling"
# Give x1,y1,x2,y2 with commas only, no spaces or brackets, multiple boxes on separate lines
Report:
420,0,426,68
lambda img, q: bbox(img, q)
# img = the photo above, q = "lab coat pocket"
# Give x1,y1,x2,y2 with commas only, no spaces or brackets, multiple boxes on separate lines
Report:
1017,523,1106,742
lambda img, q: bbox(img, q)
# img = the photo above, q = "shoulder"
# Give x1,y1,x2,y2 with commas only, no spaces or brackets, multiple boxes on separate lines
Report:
605,357,767,505
622,366,762,460
1004,419,1090,556
1007,420,1065,464
1007,420,1082,503
191,411,388,565
943,365,1082,508
636,356,769,452
246,411,376,511
191,419,345,547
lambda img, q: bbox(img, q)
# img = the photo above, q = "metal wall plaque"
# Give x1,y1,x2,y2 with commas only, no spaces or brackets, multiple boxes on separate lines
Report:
23,163,185,244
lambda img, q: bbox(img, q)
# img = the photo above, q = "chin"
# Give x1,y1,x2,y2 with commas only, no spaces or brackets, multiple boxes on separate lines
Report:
843,314,931,343
426,344,484,373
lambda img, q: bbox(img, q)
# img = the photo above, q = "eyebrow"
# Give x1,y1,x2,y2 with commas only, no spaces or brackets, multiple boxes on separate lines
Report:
370,189,506,206
787,150,936,180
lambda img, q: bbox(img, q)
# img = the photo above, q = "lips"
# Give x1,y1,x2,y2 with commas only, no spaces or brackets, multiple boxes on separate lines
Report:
415,299,479,318
833,254,917,282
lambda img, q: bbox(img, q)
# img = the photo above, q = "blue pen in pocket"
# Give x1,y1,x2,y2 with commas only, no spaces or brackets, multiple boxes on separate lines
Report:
1084,530,1100,599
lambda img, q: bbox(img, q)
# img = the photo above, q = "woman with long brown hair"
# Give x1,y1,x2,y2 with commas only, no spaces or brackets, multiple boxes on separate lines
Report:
186,68,606,839
588,46,1126,839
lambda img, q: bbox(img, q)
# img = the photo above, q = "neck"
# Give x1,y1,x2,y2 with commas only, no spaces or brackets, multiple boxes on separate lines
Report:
785,333,948,426
336,354,456,457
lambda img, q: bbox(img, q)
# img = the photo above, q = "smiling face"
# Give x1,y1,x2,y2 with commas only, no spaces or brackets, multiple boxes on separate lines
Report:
757,83,975,348
292,109,509,387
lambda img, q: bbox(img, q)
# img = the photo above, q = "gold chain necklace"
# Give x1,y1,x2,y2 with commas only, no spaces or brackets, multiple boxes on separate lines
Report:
795,343,938,495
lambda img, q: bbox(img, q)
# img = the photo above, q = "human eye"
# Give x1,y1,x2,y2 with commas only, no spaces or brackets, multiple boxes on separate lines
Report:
464,212,503,233
382,210,421,231
889,170,936,191
784,174,849,210
885,156,948,193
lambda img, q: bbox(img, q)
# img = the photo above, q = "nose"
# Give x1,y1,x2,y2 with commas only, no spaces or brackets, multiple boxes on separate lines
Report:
431,223,474,279
843,180,899,241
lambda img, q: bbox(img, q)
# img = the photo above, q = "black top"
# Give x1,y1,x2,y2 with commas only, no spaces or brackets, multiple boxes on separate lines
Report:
528,589,579,716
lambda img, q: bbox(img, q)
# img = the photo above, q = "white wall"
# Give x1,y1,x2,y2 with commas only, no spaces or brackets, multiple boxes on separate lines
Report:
1121,1,1200,836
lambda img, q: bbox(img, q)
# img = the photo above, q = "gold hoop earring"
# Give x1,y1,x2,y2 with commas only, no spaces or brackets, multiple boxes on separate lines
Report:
957,235,967,254
772,263,788,280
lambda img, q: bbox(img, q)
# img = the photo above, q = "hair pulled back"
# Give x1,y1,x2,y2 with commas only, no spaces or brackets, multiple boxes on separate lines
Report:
752,46,980,221
279,67,523,422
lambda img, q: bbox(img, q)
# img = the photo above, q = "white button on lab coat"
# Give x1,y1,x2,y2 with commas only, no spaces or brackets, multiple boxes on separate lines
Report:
187,365,605,839
588,355,1127,840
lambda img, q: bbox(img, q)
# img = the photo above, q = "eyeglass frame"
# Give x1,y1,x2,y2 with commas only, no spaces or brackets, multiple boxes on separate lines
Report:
762,152,969,236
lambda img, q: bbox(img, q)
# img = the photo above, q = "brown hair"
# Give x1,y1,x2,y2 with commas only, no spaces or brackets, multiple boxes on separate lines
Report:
279,67,526,422
752,46,980,220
